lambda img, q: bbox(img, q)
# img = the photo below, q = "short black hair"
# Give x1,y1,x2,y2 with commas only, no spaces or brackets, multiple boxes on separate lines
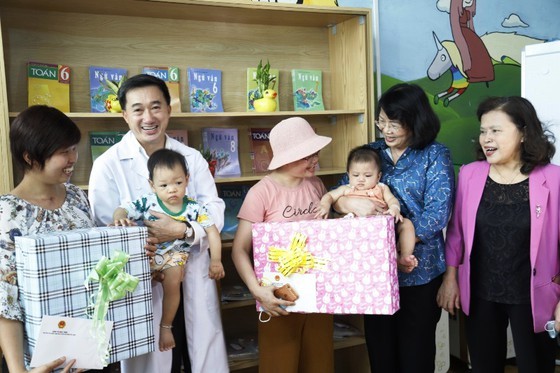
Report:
347,145,381,172
117,73,171,110
10,105,81,172
376,83,440,149
147,148,189,181
476,96,555,174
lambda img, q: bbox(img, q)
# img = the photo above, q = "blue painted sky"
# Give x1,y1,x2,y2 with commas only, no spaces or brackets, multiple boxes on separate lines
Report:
341,0,560,80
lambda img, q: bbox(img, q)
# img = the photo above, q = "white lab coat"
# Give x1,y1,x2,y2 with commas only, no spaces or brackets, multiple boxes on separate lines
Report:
88,132,228,373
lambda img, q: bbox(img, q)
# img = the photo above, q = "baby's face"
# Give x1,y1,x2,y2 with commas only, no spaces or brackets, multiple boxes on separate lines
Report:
150,163,189,207
348,161,381,191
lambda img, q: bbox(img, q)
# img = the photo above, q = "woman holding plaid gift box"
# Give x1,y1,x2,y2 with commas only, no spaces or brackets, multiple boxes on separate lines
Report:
438,96,560,372
0,106,91,372
232,117,334,373
334,83,455,373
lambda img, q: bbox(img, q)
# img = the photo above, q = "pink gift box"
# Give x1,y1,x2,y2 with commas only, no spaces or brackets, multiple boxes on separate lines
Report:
252,216,399,315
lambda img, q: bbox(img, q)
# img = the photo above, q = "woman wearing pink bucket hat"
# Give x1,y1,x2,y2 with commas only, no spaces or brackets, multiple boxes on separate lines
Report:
232,117,333,373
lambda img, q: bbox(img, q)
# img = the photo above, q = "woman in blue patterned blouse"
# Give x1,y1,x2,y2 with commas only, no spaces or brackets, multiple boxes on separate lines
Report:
334,83,455,372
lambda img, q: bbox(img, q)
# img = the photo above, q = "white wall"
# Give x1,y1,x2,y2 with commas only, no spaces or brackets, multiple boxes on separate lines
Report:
522,40,560,166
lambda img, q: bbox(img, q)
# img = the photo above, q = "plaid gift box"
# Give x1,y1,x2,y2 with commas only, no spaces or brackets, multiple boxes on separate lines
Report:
15,226,154,365
252,216,400,315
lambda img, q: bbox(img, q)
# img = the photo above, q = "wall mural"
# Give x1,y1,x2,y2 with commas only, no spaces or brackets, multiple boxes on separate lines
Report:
252,0,560,168
372,0,560,168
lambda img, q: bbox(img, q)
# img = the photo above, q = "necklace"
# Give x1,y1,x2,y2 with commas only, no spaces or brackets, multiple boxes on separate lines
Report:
491,165,521,185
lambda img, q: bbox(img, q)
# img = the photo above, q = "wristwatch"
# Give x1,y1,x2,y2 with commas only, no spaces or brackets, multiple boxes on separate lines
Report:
183,221,194,240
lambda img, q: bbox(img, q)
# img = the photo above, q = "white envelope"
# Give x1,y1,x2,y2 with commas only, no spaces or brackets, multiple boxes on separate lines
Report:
30,315,113,370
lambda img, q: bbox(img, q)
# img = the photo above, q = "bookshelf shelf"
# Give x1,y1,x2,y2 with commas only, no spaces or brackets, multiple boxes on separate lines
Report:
9,109,365,120
221,299,256,310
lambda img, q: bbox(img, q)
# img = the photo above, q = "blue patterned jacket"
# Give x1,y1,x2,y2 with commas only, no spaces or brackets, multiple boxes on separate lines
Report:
339,140,455,286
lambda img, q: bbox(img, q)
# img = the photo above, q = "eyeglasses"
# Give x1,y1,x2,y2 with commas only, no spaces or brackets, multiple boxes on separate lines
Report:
375,119,403,133
301,152,320,162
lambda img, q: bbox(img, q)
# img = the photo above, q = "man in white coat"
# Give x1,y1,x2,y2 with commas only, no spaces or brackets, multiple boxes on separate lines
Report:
88,74,228,373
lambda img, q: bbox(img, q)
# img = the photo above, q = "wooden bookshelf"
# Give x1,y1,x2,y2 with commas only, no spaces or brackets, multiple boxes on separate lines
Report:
0,1,374,371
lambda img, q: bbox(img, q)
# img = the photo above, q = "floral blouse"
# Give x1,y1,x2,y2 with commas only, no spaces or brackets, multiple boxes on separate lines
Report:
0,184,94,321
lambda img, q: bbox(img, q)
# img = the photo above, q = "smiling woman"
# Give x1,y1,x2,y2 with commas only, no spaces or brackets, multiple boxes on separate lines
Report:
334,83,455,372
0,105,95,372
232,117,334,372
439,96,560,372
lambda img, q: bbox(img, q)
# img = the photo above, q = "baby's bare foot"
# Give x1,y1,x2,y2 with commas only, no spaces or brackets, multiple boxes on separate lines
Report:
159,326,175,351
397,254,418,273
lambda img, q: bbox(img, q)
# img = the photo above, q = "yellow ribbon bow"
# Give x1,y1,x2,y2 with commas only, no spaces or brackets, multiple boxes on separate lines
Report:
267,232,328,277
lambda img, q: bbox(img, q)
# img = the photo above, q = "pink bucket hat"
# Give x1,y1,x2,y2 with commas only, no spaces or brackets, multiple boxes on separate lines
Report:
268,117,332,170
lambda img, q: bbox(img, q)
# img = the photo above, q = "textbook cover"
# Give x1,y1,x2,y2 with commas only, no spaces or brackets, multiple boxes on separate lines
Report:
248,127,272,173
166,129,188,145
218,184,249,240
28,62,71,112
291,69,324,111
143,66,182,112
201,128,240,177
89,131,126,163
89,66,127,113
187,68,223,112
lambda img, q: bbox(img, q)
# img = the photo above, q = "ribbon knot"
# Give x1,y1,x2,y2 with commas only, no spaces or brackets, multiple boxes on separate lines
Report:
267,232,327,277
84,250,139,366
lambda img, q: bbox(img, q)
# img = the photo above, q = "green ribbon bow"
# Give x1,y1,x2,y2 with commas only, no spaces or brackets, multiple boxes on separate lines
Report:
84,250,139,366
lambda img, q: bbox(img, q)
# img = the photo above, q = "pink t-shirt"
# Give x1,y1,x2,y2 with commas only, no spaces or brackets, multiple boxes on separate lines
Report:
238,175,327,223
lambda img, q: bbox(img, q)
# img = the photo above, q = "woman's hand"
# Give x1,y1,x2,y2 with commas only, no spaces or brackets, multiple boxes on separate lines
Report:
143,211,186,243
252,285,294,317
554,300,560,333
437,267,461,315
112,218,136,227
28,356,82,373
334,196,386,217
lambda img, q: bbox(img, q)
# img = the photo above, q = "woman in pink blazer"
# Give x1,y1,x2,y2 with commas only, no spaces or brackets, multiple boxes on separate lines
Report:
438,96,560,372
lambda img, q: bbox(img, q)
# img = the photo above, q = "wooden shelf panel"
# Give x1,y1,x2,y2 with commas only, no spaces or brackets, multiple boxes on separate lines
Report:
75,167,344,190
1,0,369,28
221,299,256,310
8,110,364,119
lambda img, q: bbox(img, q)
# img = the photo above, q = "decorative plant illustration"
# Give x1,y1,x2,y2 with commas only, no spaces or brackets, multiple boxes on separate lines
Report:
248,59,277,110
190,87,217,112
294,88,322,109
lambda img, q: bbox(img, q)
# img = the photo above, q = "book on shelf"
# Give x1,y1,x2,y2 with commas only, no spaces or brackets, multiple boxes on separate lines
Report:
246,67,279,111
187,68,223,113
27,62,71,112
221,284,253,302
89,66,127,113
248,127,273,173
166,129,188,145
89,131,127,163
226,334,258,362
218,184,249,240
142,66,182,112
291,69,325,111
201,128,241,177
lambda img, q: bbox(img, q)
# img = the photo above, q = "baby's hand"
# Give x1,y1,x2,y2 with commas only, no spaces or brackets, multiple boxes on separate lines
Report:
209,260,225,280
385,206,403,222
314,203,331,219
113,218,136,227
